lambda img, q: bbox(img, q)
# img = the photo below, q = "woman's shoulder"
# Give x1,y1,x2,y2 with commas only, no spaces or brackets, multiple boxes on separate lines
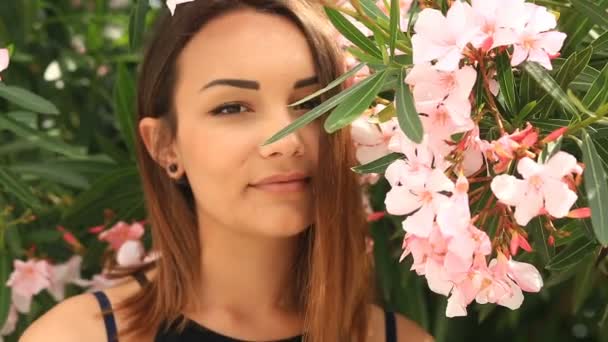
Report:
19,277,142,342
367,304,434,342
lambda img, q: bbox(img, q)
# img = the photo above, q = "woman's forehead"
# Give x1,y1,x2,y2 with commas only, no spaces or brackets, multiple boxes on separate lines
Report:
175,9,317,87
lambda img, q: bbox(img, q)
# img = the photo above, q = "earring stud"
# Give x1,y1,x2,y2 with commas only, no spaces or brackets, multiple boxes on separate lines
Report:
168,164,178,173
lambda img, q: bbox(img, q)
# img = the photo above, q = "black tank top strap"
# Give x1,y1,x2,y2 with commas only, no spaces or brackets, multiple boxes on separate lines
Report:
384,310,397,342
92,291,118,342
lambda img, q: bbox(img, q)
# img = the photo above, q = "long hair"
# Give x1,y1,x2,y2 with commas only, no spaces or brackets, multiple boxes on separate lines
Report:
112,1,375,340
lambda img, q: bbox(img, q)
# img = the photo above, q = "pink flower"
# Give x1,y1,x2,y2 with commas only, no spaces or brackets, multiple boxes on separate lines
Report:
166,0,195,15
0,48,9,80
6,259,52,313
411,1,481,71
436,175,472,235
0,305,18,338
116,240,145,266
492,4,566,70
491,151,579,225
350,113,399,164
98,221,145,250
386,168,454,237
470,0,528,49
406,64,477,129
47,255,90,301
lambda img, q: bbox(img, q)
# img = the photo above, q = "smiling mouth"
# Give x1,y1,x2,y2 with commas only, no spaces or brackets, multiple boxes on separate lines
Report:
250,178,311,193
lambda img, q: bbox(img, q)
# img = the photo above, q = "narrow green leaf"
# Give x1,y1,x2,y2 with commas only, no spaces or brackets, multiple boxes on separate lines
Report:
388,0,400,59
531,217,554,264
351,152,404,174
522,61,579,117
582,62,608,111
324,7,382,59
128,0,149,52
0,83,59,114
539,136,563,164
571,248,598,314
0,112,86,158
581,129,608,246
496,52,518,114
113,63,137,159
324,70,389,133
519,70,535,106
0,253,10,329
8,163,90,189
346,46,384,66
263,70,384,146
513,101,538,127
545,235,598,271
289,63,366,107
61,167,141,226
396,67,423,143
591,30,608,53
0,166,41,209
359,0,389,20
570,0,608,29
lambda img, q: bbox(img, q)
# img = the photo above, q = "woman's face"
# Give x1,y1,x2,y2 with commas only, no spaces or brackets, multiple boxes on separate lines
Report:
155,9,322,238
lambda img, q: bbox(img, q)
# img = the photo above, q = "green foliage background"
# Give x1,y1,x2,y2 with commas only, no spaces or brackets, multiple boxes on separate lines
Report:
0,0,606,341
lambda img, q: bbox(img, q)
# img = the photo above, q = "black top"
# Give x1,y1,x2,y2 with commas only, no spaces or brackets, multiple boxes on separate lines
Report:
92,272,397,342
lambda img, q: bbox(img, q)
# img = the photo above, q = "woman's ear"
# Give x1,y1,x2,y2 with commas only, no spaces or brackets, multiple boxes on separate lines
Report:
138,117,180,169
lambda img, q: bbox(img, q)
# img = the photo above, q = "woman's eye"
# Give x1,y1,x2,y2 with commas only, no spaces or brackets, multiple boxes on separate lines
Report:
210,103,249,115
293,98,322,111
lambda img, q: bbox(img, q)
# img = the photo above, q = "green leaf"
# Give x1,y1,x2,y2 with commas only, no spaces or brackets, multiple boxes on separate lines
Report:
539,136,563,164
522,61,579,118
7,162,90,189
496,52,518,114
388,0,400,59
324,70,389,133
128,0,149,52
582,62,608,111
0,112,87,158
0,166,41,209
346,46,384,66
351,152,404,174
571,248,598,314
545,236,598,271
519,70,535,106
0,252,10,330
324,7,382,59
531,217,554,264
581,129,608,246
113,63,137,159
263,69,385,146
570,0,608,29
590,30,608,54
396,67,423,143
289,63,366,107
359,0,389,20
513,101,538,127
61,166,141,226
534,47,593,119
0,83,59,114
555,220,588,247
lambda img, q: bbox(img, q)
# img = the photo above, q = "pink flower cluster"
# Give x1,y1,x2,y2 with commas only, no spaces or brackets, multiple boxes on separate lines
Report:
348,0,579,317
3,221,157,334
412,0,566,71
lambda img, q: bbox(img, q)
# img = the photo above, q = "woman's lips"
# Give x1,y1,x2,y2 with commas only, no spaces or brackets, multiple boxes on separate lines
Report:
250,178,310,193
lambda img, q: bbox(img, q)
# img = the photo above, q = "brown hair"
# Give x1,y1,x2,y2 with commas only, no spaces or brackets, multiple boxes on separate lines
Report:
113,1,375,341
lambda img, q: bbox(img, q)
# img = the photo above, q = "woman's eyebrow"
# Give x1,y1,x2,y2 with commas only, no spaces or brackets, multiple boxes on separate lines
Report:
199,76,319,92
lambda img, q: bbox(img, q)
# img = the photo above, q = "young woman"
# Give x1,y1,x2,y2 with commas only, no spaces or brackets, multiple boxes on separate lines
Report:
21,1,433,341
